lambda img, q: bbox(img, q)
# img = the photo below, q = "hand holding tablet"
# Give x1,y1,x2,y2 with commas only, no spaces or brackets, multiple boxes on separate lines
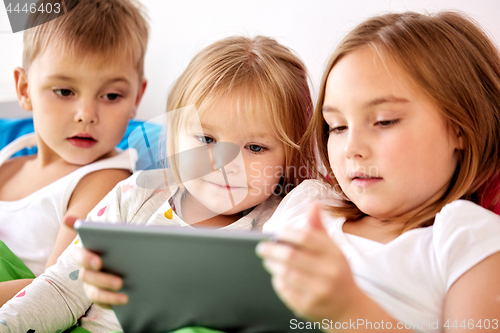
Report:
75,221,320,333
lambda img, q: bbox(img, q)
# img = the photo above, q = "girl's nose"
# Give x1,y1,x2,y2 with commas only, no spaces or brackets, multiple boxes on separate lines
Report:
222,151,243,174
344,128,369,159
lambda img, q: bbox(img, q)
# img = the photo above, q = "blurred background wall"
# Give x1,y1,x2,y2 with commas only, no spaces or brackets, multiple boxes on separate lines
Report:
1,0,499,120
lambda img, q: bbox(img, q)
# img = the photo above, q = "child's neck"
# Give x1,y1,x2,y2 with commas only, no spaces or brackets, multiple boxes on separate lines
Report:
342,215,407,244
180,191,243,228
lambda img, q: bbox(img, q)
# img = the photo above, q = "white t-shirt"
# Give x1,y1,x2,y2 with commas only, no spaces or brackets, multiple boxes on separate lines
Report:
264,180,500,333
0,133,137,276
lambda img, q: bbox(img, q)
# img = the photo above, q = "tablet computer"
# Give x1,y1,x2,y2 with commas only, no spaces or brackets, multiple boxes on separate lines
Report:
75,221,321,333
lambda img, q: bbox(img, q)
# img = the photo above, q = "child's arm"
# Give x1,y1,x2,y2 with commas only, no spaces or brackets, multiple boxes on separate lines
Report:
0,279,33,305
443,251,500,331
0,169,131,307
45,168,131,269
257,203,413,333
0,238,94,331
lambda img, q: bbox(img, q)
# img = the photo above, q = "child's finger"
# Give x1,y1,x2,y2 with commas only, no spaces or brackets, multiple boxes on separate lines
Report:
83,283,128,307
278,202,330,251
80,268,123,291
269,273,309,319
307,202,327,232
258,241,337,276
63,215,78,230
263,258,314,292
271,226,337,254
73,247,102,271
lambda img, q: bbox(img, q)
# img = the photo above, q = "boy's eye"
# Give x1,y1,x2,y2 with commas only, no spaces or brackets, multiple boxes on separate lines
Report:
197,135,215,145
246,144,266,153
54,89,73,97
103,93,120,101
328,126,347,134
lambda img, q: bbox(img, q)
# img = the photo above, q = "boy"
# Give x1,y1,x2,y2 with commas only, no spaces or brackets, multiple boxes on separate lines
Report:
0,0,148,305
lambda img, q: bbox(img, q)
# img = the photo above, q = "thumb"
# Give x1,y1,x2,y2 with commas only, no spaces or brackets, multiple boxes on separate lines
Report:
63,215,78,230
307,202,327,232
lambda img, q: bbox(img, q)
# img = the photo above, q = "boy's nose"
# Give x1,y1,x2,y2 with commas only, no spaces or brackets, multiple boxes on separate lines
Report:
75,101,98,124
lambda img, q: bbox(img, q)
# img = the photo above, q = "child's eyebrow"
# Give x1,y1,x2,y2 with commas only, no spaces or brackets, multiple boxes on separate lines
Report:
45,75,131,85
249,132,275,140
103,77,132,85
46,75,76,83
200,124,275,141
322,105,339,114
322,96,410,114
363,95,410,108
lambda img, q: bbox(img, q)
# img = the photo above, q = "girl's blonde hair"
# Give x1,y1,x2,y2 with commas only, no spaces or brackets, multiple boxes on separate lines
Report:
302,11,500,230
166,35,313,195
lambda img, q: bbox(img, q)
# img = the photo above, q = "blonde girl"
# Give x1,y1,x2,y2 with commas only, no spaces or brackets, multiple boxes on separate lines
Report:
260,11,500,332
0,35,313,333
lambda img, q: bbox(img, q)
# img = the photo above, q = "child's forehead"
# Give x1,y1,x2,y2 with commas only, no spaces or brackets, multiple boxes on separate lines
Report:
175,95,277,141
32,42,139,77
199,90,270,122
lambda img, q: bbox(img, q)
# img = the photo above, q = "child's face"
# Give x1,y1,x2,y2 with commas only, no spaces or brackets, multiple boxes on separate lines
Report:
322,47,461,219
177,94,285,216
15,45,147,165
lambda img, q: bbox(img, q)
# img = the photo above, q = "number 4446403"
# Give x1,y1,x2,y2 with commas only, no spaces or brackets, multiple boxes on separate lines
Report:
5,2,62,14
444,319,498,330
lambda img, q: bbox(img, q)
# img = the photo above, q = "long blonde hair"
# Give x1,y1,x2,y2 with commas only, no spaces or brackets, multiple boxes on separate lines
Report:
302,11,500,230
166,35,313,195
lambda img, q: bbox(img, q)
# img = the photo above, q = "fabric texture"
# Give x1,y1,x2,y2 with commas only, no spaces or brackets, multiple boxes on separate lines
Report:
0,240,35,282
0,169,281,333
0,133,137,277
263,179,500,333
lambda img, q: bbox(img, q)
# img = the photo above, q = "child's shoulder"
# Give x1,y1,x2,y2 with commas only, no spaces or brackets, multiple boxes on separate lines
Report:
103,168,171,205
263,179,342,232
283,179,341,206
435,199,500,229
86,169,172,223
67,168,132,219
431,200,500,290
432,199,500,242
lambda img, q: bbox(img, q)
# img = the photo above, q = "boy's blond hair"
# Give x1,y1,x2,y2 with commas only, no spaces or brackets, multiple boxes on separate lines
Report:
166,35,313,195
23,0,148,78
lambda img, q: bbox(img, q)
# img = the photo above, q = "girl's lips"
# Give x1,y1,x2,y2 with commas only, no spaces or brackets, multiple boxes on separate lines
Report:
208,181,245,190
351,177,383,186
67,137,97,149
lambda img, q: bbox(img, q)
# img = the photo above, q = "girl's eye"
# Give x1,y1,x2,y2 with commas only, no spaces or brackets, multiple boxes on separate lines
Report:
375,119,400,127
328,126,347,134
246,144,266,153
103,93,121,101
197,136,215,145
54,89,73,97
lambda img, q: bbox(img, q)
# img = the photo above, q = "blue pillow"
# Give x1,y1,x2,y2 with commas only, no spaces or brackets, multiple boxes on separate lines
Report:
0,118,164,170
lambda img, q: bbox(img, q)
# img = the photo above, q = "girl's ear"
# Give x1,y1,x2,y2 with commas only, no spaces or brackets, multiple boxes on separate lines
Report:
14,67,32,111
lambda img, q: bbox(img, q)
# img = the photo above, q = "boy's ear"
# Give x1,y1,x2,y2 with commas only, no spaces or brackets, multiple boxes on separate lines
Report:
131,78,148,118
14,67,33,111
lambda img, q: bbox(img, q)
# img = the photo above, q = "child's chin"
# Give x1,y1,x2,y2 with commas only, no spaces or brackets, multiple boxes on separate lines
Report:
64,155,99,166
